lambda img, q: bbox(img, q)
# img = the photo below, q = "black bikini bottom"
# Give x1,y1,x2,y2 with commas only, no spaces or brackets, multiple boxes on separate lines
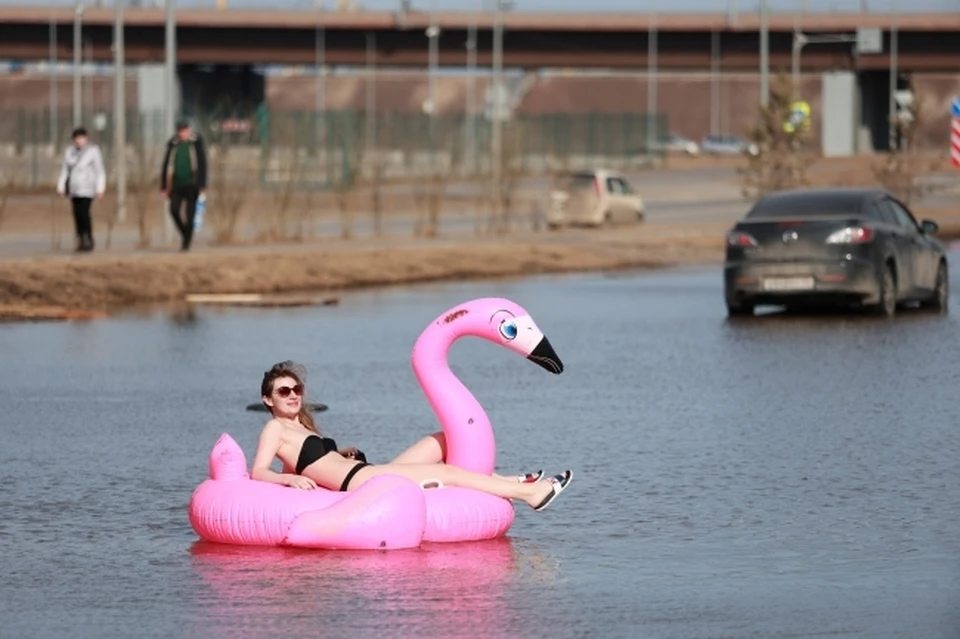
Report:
339,462,370,492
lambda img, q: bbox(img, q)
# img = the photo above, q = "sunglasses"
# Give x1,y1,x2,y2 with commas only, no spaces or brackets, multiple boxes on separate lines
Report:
274,384,303,398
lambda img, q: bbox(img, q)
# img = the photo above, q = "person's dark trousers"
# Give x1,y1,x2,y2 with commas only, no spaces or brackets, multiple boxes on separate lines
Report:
70,196,94,252
169,185,199,251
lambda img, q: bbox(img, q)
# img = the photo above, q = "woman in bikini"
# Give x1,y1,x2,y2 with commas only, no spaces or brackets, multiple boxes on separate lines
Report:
250,361,573,512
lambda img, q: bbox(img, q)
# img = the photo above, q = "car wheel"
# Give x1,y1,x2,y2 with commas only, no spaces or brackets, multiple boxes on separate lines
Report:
924,260,949,313
871,265,897,318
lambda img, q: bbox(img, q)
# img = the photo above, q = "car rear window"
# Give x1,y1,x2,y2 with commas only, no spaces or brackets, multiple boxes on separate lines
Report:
746,193,863,218
567,174,596,190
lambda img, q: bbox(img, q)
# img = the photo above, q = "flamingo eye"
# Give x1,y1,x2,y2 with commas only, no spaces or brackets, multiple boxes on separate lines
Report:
498,320,518,340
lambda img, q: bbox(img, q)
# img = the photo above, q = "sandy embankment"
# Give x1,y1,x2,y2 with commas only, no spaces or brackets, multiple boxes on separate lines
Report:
0,225,727,320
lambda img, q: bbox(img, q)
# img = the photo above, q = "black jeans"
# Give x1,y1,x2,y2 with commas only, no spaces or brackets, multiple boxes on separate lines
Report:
70,196,94,251
169,185,199,250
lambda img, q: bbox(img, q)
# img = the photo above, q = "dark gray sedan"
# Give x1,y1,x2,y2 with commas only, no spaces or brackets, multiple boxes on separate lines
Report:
723,188,948,317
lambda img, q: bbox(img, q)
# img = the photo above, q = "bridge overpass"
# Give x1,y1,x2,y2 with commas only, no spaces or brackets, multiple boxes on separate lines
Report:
0,7,959,71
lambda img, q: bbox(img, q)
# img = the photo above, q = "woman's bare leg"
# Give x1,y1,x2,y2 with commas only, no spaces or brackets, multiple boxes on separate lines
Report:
390,432,542,483
390,432,446,464
350,461,569,510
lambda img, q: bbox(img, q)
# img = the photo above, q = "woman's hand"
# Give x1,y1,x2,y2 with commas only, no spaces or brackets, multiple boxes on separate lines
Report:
338,447,359,459
282,474,317,490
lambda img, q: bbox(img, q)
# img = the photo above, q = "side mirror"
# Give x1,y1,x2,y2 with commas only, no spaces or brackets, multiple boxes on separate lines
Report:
921,219,939,235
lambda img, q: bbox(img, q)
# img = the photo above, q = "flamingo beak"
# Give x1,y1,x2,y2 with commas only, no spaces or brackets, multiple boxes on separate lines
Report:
527,336,563,374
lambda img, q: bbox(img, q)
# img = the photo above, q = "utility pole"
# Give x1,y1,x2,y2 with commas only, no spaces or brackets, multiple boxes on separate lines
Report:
759,0,769,108
50,11,59,149
791,0,808,99
465,12,477,173
491,0,504,223
73,0,83,127
164,0,176,244
427,0,439,139
647,12,658,152
710,29,719,136
315,0,325,141
889,4,898,151
164,0,176,136
366,31,376,161
114,0,127,223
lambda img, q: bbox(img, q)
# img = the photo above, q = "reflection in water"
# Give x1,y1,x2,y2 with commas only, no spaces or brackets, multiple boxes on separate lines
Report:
167,304,199,326
188,537,558,637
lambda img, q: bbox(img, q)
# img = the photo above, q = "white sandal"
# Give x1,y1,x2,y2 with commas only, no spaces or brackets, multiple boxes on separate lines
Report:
533,471,573,512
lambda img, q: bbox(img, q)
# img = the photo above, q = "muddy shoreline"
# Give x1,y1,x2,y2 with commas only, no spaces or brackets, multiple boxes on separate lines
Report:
0,227,727,321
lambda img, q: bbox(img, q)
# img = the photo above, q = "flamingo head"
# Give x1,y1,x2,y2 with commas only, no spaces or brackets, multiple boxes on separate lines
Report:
485,301,564,374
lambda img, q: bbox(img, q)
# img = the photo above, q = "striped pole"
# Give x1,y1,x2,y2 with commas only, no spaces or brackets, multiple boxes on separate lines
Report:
951,118,960,168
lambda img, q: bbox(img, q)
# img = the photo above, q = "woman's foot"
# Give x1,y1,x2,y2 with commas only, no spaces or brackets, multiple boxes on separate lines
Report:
527,471,573,511
517,469,544,484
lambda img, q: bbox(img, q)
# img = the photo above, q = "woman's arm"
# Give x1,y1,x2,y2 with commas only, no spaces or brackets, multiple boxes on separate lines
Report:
250,421,316,489
56,153,68,195
93,146,106,197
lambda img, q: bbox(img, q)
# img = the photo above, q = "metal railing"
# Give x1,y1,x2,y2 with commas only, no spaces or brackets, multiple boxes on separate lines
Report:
0,106,668,190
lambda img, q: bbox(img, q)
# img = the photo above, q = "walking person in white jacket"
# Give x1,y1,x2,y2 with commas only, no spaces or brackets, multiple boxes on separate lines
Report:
56,127,106,252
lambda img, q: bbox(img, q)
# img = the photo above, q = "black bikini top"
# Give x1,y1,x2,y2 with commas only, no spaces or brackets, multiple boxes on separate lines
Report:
295,434,338,475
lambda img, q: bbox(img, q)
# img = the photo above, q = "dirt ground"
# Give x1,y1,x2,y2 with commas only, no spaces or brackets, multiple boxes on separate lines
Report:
0,223,729,320
1,154,956,322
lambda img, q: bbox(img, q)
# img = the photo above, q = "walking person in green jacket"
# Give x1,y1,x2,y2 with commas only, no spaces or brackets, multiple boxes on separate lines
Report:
160,120,208,251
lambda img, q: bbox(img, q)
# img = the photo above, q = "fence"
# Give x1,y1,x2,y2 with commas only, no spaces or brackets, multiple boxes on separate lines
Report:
0,106,667,190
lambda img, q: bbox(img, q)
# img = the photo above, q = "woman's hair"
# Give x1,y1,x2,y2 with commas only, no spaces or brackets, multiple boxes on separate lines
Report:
260,360,318,434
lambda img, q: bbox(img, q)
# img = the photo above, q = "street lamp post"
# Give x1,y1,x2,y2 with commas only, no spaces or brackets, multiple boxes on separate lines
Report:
73,0,83,127
427,0,439,140
759,0,769,109
792,32,858,98
465,11,477,173
889,8,898,151
164,0,176,244
791,32,805,96
710,29,719,136
647,12,658,155
50,11,58,149
315,0,325,155
491,0,504,223
113,0,126,224
164,0,176,135
366,31,376,162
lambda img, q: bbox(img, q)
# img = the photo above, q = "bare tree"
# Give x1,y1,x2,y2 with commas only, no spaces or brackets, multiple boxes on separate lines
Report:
294,181,318,241
738,71,814,199
872,89,943,207
207,141,251,244
129,119,164,249
200,98,259,244
487,122,525,235
262,147,307,242
331,114,362,240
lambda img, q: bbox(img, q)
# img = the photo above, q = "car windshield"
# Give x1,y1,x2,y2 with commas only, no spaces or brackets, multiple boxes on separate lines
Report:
747,192,863,218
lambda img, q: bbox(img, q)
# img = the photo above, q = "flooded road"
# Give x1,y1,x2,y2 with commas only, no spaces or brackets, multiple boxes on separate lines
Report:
2,264,959,638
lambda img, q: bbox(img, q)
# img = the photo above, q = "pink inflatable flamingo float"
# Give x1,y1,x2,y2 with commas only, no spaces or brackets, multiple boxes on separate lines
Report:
187,297,564,550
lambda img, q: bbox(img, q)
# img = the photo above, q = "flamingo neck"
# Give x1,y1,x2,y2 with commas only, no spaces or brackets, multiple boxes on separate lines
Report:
411,324,495,475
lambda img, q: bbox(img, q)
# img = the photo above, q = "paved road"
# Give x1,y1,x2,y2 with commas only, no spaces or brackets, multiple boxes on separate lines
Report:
3,162,956,260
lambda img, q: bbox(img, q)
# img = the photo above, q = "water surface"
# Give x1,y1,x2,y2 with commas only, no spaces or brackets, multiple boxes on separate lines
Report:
2,265,959,638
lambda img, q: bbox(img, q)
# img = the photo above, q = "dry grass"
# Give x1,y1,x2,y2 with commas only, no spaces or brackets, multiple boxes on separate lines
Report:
0,222,727,316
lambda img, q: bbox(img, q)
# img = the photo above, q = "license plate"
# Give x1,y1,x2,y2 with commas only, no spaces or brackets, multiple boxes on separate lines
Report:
762,276,814,291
